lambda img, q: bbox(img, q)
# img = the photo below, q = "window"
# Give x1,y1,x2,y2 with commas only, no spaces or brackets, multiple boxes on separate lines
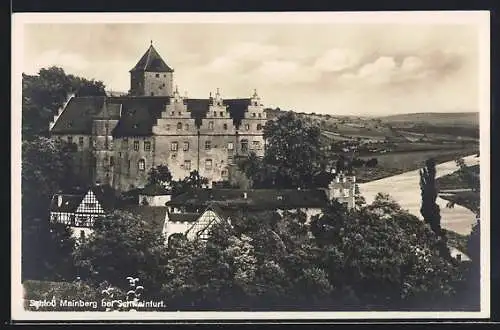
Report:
184,124,189,130
205,140,211,150
79,136,84,146
252,113,256,117
213,111,217,117
257,124,262,130
171,142,178,151
68,136,73,144
166,124,171,131
171,154,177,160
133,140,139,151
220,111,224,117
178,111,182,116
138,159,145,171
208,121,214,130
163,83,166,87
109,156,114,166
183,141,189,151
177,122,182,130
151,92,154,96
227,142,234,150
258,113,262,118
155,73,160,78
144,141,151,151
171,111,175,116
252,141,260,149
245,124,250,131
205,159,213,170
223,123,228,130
123,138,129,149
221,169,228,177
241,140,248,152
127,159,131,173
184,160,191,170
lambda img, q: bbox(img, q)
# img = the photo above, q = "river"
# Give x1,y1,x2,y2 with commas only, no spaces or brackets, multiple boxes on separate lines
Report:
358,155,479,236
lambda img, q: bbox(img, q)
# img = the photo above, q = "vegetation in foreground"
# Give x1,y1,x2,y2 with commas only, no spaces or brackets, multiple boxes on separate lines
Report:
25,194,479,311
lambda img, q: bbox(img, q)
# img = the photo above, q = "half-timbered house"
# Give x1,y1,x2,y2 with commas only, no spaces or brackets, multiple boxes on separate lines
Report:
49,184,115,240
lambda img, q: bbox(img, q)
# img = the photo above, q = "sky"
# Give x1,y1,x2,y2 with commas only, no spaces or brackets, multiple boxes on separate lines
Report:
21,19,482,116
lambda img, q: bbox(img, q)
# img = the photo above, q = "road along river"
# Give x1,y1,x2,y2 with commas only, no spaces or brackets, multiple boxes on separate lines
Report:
358,155,480,236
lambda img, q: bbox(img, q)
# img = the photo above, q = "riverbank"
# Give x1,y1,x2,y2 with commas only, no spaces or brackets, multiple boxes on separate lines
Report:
358,155,479,236
355,148,479,183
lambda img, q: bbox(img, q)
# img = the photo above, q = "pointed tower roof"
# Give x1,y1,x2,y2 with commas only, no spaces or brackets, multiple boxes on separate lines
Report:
130,43,174,73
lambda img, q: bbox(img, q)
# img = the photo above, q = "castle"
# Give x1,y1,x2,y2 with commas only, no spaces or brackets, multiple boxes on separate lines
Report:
48,43,267,192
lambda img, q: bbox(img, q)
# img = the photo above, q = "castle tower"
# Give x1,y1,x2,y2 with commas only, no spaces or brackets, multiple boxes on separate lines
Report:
129,41,174,97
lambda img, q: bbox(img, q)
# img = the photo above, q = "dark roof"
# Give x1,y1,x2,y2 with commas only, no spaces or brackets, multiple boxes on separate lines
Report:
93,102,121,120
51,96,255,136
168,212,200,223
140,183,172,196
90,184,116,211
109,97,170,137
120,206,168,232
167,188,329,211
50,194,83,213
130,45,174,73
50,96,106,134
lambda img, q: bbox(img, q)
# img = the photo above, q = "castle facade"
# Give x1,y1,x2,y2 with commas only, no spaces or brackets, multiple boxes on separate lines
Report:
49,43,267,192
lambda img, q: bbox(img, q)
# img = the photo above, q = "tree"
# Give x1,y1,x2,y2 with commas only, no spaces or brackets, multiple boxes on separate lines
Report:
74,211,169,297
160,195,466,310
310,194,463,309
420,159,442,236
22,66,106,140
22,137,81,281
241,111,327,189
172,170,209,196
147,164,172,186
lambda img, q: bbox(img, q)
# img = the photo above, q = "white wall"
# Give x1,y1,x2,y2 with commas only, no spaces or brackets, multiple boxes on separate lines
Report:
139,194,171,207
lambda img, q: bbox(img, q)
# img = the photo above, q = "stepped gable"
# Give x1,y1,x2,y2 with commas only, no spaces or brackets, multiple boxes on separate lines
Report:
130,44,174,73
50,96,106,134
51,95,254,137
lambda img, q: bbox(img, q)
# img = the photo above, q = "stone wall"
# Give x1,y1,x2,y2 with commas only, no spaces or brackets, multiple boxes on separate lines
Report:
143,71,173,97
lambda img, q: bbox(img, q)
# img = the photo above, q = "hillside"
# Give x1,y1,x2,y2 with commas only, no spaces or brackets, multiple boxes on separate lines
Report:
377,112,479,127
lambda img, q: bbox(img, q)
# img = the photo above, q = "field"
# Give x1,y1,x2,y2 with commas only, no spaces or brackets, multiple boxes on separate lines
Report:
355,147,479,183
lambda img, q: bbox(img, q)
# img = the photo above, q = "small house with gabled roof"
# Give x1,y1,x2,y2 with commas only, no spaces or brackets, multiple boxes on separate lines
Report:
49,183,116,241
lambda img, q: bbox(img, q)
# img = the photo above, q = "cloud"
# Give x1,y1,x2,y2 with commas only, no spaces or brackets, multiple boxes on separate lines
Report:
24,49,90,74
226,42,279,62
339,52,462,86
314,48,363,72
252,60,321,84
